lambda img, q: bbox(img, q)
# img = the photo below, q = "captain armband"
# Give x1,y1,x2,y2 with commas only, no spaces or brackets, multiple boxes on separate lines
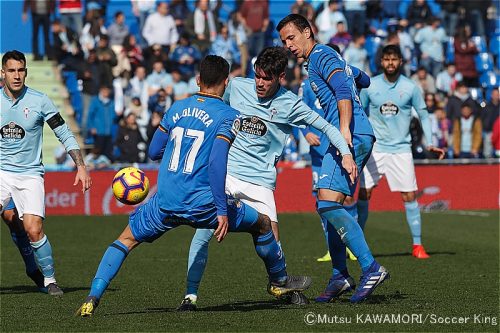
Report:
47,113,66,129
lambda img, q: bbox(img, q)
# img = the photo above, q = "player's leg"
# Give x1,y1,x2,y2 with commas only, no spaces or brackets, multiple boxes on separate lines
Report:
2,201,45,292
342,196,359,261
311,164,331,262
357,152,383,231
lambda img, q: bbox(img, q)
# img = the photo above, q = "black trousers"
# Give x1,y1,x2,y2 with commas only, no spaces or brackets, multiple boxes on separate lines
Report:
32,13,51,57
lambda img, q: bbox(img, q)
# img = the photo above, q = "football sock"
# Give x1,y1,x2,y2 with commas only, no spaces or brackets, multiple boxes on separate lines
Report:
186,229,213,296
344,202,358,221
404,200,422,245
320,215,330,252
10,230,38,274
324,219,348,276
318,200,375,273
357,199,369,230
253,230,287,282
89,240,129,300
30,235,56,285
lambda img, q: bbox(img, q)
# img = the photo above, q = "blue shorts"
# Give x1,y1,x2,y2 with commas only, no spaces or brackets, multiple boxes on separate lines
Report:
129,193,259,243
317,134,374,196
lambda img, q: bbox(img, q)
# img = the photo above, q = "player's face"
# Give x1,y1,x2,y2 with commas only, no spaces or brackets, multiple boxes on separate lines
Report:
254,67,280,99
279,23,311,59
381,54,402,76
1,59,27,95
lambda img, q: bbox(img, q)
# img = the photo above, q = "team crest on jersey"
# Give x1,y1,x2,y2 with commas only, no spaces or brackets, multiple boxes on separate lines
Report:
231,117,241,137
310,82,318,93
240,116,267,136
23,107,30,118
1,122,25,140
379,101,399,116
270,108,278,120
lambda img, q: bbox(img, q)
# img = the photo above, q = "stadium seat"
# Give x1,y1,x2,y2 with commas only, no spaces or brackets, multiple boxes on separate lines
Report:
446,37,455,63
475,53,494,73
471,36,487,53
489,35,500,57
365,36,382,58
469,87,484,103
479,71,499,89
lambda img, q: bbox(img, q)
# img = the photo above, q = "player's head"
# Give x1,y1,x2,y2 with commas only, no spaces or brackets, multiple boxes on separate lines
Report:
197,55,229,95
1,50,27,97
380,45,403,76
253,47,287,99
277,14,314,59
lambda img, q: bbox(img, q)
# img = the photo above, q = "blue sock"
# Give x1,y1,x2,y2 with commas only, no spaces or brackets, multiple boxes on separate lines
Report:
318,200,375,273
89,240,129,300
11,231,38,274
31,235,55,280
324,220,348,277
344,202,358,221
404,200,422,245
320,215,329,252
186,229,214,296
253,230,287,282
357,199,369,231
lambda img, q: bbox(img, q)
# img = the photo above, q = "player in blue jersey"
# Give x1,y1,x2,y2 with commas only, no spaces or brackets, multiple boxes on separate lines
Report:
177,47,357,311
0,50,91,296
77,55,312,317
358,45,445,259
277,14,389,303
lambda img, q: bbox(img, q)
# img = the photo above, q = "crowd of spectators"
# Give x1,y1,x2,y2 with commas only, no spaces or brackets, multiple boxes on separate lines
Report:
22,0,500,167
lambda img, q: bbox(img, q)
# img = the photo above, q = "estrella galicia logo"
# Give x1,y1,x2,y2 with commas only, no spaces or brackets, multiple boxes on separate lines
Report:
379,101,399,116
1,122,25,140
240,116,267,136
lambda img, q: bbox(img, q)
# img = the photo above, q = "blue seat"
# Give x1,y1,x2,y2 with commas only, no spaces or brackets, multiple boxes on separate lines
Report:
365,36,382,57
489,35,500,56
471,36,487,53
469,87,484,103
479,71,499,89
475,53,494,73
446,37,455,63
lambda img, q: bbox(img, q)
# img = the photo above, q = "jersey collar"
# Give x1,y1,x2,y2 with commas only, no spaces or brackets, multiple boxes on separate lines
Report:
196,91,222,100
2,85,27,105
305,43,319,61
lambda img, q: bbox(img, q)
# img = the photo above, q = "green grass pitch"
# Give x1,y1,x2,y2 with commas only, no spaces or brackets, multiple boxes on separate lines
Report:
1,211,498,332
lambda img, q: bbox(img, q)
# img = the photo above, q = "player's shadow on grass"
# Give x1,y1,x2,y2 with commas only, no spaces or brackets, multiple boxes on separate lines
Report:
373,251,456,258
0,286,117,295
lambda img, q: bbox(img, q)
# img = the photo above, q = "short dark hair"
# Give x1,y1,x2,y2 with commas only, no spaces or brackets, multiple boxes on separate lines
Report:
276,14,314,39
254,47,288,79
114,11,124,19
199,55,229,87
2,50,26,67
381,45,402,59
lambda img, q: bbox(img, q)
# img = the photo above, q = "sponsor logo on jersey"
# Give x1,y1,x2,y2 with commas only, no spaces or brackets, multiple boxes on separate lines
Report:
240,116,267,136
379,101,399,116
1,122,25,140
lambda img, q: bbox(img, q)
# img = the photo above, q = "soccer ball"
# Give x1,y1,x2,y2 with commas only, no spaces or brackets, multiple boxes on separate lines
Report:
112,167,150,205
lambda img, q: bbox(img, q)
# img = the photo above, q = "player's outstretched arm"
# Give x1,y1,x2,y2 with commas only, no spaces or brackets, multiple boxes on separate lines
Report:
68,149,92,192
148,126,169,160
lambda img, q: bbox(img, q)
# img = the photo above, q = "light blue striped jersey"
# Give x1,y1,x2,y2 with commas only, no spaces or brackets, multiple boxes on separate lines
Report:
225,77,320,190
359,74,432,153
305,43,374,136
1,86,79,176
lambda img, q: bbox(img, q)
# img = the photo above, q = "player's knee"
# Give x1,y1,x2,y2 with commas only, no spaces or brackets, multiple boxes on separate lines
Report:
1,209,16,225
253,213,272,235
358,188,372,201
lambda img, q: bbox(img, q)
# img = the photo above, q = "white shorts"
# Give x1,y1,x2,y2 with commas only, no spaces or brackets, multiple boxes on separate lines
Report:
360,152,418,192
225,174,278,222
0,170,45,219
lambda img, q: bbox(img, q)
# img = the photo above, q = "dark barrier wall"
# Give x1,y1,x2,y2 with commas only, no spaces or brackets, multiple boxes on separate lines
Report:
43,164,499,216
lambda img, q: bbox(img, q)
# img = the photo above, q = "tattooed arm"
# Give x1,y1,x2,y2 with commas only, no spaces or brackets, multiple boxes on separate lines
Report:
68,149,92,192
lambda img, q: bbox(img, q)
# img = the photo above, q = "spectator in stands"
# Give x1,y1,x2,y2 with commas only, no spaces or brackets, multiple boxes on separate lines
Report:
228,10,249,77
437,0,460,37
171,33,202,81
124,96,150,140
436,62,463,96
95,34,117,87
329,21,351,54
84,146,112,170
411,66,436,94
58,0,83,33
185,0,218,55
142,1,179,55
452,101,483,158
492,117,500,158
122,34,143,73
454,25,479,87
425,93,438,114
210,24,241,67
414,17,447,77
482,88,499,158
87,85,117,161
131,0,155,45
115,111,146,163
128,65,149,108
315,0,347,44
343,33,368,73
23,0,54,61
170,0,191,35
51,19,82,71
406,0,432,35
146,110,163,149
148,88,172,115
171,69,190,101
291,0,314,22
107,11,129,48
343,0,366,35
459,0,489,37
143,43,169,73
146,60,173,96
446,81,478,120
431,107,452,155
238,0,269,58
80,50,100,137
80,13,107,58
397,20,415,77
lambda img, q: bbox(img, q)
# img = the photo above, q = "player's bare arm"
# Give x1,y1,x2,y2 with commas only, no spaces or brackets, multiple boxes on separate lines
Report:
68,149,92,192
338,99,353,147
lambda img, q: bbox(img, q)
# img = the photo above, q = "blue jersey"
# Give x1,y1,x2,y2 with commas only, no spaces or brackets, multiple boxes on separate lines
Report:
306,44,374,137
298,79,330,158
1,86,79,176
157,93,239,213
359,74,432,153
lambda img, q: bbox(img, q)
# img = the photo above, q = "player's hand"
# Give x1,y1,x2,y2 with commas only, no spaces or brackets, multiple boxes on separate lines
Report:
305,132,321,146
427,146,445,160
214,215,229,243
341,128,353,148
74,166,92,193
341,154,358,185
